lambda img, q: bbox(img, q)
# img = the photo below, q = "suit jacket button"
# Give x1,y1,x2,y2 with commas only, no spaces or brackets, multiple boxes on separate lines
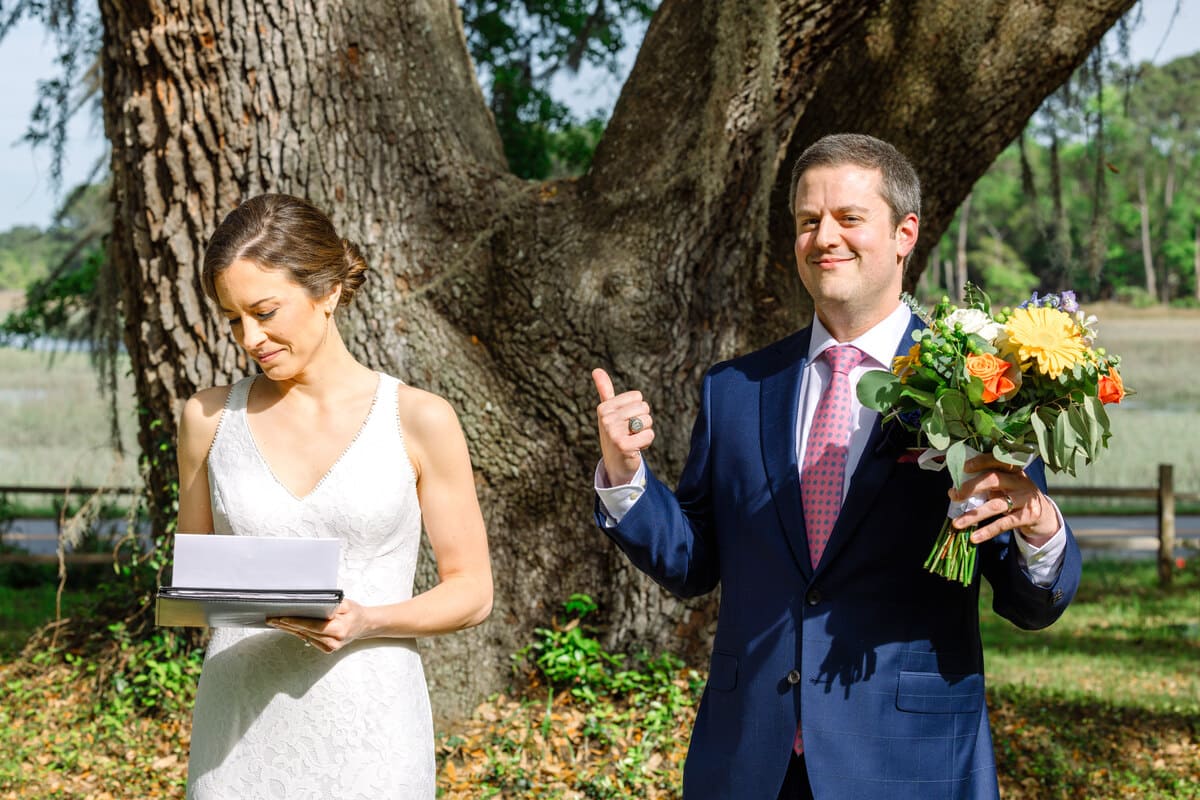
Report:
786,669,801,685
805,588,822,606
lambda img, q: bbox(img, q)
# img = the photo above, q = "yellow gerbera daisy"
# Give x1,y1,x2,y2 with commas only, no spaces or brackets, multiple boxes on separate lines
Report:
1003,306,1087,379
892,343,921,382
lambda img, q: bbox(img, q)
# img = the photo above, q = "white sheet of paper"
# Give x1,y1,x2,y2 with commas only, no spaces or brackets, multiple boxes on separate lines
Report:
171,534,340,590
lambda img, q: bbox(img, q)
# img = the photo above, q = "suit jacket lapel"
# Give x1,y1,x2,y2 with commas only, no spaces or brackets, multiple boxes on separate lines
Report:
760,329,813,579
814,313,924,576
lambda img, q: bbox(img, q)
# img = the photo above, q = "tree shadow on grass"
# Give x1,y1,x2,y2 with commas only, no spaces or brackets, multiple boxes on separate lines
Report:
980,626,1200,662
990,685,1200,800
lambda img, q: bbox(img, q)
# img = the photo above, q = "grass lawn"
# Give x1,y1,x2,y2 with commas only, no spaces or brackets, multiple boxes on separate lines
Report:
1,557,1197,799
981,559,1200,800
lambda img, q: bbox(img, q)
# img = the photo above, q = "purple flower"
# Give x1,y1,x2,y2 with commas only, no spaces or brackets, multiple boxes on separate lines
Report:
1059,290,1079,313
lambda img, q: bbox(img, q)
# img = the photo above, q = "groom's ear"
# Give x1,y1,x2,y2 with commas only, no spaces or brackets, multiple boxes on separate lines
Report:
895,213,919,257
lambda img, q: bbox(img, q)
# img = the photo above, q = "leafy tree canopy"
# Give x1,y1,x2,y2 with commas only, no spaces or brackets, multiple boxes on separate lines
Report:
461,0,656,178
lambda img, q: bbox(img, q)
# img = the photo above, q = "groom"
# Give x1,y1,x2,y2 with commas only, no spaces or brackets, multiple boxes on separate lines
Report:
590,133,1081,800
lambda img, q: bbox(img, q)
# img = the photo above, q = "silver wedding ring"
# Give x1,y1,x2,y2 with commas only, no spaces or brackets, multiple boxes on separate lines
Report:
628,416,644,434
1004,494,1014,514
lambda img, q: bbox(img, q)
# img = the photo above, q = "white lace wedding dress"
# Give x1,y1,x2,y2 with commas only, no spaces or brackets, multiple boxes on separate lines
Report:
186,373,435,799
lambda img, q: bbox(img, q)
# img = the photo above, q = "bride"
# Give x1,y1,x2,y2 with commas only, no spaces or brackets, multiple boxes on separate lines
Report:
176,193,492,798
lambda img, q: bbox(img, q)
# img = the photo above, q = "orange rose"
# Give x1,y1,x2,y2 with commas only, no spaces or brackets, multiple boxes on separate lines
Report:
966,353,1017,403
1098,369,1125,404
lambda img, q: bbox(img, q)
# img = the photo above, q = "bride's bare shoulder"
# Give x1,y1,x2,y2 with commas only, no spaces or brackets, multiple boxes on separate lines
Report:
394,382,460,437
179,385,235,458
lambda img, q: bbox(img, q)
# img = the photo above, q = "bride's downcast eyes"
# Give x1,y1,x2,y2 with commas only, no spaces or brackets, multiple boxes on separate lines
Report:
226,310,278,328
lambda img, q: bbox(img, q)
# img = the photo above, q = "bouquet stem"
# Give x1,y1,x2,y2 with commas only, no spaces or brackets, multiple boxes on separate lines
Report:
924,516,977,587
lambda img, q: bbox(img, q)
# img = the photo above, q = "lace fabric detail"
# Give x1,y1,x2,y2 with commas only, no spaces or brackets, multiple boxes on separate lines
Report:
188,373,433,799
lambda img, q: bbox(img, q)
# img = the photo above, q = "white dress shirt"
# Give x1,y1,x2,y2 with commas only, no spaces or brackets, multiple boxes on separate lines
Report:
597,302,1067,586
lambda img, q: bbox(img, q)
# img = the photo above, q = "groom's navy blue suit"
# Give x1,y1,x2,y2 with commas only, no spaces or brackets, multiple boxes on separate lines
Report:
595,314,1082,800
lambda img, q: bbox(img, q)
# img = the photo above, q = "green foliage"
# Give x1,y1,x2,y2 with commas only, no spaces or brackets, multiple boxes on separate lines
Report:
862,290,1122,488
0,242,103,342
0,225,70,290
102,624,205,718
1114,285,1158,308
461,0,656,178
0,182,113,346
2,563,1196,797
495,593,704,795
931,50,1200,307
514,593,625,700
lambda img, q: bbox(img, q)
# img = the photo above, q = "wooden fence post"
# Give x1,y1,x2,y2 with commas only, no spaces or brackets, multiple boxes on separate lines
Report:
1157,463,1175,587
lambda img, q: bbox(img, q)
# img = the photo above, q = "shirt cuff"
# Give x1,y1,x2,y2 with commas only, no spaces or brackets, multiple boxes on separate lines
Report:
594,460,647,526
1013,500,1068,588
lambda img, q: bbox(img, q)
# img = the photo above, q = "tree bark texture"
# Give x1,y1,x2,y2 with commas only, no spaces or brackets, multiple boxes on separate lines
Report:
955,192,971,302
101,0,1136,720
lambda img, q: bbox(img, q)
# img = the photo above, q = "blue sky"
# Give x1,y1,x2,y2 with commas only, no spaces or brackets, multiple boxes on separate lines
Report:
0,0,1195,231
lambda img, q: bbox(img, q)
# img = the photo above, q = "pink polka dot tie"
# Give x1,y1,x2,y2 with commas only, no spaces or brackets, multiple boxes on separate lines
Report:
801,345,865,569
795,345,864,756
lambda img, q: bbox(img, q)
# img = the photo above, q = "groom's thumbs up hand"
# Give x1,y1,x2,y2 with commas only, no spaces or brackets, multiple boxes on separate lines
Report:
592,368,654,486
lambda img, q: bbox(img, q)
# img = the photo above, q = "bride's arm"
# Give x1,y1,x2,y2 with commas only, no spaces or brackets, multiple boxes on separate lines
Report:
176,387,229,534
381,388,494,634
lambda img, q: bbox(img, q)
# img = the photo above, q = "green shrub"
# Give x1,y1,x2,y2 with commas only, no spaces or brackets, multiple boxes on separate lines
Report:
1113,285,1159,308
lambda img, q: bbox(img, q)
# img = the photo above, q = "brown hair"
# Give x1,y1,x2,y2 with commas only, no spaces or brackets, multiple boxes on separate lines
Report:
788,133,921,228
202,194,368,308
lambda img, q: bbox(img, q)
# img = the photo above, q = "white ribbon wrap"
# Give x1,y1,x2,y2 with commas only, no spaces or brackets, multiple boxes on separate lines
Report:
916,445,1034,520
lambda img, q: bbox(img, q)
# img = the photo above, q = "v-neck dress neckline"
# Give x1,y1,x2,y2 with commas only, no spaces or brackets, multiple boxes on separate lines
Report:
243,371,385,502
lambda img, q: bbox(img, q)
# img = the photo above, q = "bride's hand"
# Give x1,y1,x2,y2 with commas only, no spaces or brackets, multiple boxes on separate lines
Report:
268,599,370,653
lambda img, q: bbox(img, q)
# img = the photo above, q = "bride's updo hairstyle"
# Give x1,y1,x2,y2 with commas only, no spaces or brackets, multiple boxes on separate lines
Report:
202,193,368,309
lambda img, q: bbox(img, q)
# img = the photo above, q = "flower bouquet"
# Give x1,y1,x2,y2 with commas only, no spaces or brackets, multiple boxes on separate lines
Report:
857,286,1128,585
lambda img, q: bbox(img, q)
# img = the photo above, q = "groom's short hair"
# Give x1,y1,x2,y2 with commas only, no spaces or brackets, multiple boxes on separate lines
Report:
789,133,921,228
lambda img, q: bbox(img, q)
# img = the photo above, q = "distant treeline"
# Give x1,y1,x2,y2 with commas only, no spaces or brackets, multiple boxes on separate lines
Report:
1,51,1196,318
0,226,77,292
925,51,1199,307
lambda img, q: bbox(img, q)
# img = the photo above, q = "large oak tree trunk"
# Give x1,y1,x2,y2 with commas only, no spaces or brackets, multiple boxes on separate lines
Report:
100,0,1135,720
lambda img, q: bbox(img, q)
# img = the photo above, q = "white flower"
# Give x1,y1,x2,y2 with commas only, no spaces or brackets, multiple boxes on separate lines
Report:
1075,312,1099,345
945,308,1004,342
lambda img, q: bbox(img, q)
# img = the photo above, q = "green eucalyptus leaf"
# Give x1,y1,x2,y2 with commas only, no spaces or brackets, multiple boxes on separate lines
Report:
964,375,986,407
972,409,996,439
1053,408,1077,472
992,446,1030,467
1031,410,1053,468
856,369,901,410
899,385,936,408
935,391,972,439
945,440,968,489
1067,405,1092,458
937,390,970,420
923,410,951,450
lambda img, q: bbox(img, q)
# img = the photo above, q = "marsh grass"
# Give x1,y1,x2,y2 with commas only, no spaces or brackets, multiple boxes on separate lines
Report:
1048,307,1200,497
0,347,139,490
2,307,1196,500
